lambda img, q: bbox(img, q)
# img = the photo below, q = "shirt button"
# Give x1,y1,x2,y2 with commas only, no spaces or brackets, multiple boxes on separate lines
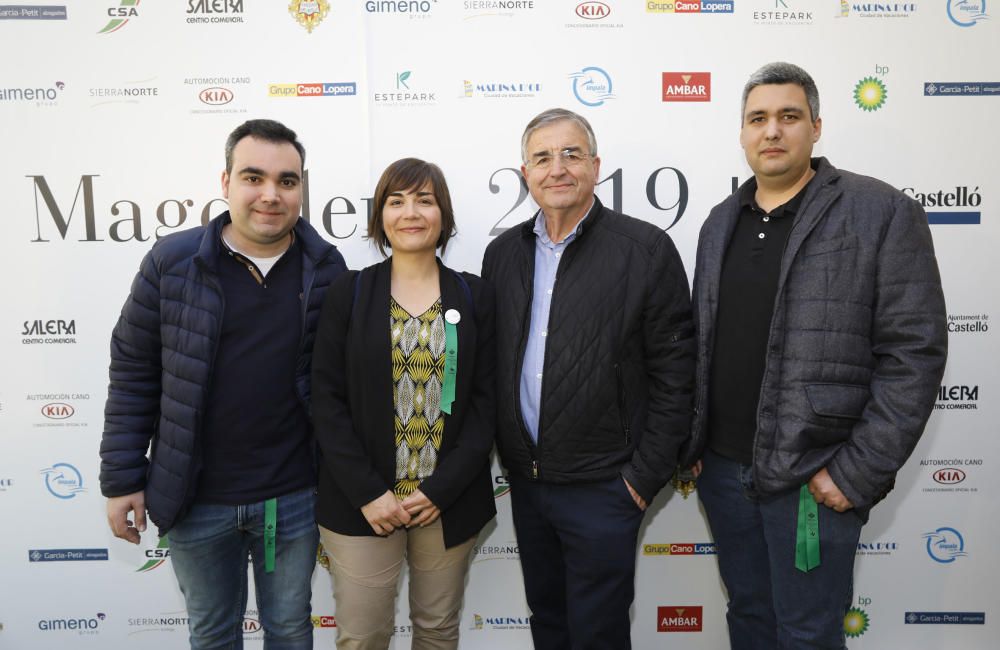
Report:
541,331,547,337
762,216,770,222
547,289,553,295
555,252,561,258
758,233,766,239
536,373,543,380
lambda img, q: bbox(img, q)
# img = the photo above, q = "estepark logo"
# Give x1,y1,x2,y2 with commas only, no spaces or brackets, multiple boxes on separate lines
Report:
753,0,813,23
374,71,437,105
0,81,64,107
269,82,357,98
40,463,86,499
657,606,703,632
99,0,139,34
643,542,716,556
289,0,329,32
662,72,711,102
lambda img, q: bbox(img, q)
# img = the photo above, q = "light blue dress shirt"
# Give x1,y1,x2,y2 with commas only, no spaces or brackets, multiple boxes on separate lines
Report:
519,202,593,443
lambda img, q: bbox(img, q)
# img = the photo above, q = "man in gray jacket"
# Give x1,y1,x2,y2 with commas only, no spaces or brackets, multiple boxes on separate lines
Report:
686,62,947,648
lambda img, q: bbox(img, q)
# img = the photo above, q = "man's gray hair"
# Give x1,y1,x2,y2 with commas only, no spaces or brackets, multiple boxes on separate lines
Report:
741,62,820,122
520,108,598,163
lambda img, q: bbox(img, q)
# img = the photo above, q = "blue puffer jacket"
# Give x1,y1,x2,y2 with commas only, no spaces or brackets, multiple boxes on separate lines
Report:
99,212,346,533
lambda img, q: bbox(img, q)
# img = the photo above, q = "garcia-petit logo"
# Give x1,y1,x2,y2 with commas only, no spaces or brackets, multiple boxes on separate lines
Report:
657,606,703,632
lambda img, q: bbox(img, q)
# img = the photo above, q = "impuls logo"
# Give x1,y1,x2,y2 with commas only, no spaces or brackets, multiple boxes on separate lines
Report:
948,0,988,26
570,66,614,107
99,0,139,34
924,527,967,563
40,463,86,499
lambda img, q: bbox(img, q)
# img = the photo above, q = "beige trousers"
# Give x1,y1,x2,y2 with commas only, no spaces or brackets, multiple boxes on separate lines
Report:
319,520,476,650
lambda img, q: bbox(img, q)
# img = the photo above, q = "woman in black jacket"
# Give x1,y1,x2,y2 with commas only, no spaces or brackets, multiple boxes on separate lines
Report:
311,158,496,650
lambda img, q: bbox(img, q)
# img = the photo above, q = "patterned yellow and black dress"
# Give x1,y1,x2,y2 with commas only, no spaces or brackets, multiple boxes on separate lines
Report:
390,297,446,499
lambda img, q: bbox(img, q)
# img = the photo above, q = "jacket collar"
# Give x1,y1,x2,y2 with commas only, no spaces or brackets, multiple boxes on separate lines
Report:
195,211,335,272
519,195,606,241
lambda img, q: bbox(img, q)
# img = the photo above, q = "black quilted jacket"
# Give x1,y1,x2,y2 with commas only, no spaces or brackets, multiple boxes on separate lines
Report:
481,198,695,503
99,212,346,533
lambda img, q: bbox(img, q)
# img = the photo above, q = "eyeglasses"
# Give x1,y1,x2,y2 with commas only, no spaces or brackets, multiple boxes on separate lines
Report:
525,148,593,170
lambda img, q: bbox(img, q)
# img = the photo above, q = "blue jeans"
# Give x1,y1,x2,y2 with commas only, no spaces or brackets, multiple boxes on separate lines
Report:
510,475,645,650
698,450,864,649
168,487,319,650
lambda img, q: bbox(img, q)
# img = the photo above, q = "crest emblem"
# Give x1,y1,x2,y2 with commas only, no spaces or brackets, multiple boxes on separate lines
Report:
289,0,329,33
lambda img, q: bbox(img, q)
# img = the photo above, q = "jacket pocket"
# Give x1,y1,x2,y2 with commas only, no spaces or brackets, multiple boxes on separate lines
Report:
615,364,631,446
801,235,858,258
805,383,870,419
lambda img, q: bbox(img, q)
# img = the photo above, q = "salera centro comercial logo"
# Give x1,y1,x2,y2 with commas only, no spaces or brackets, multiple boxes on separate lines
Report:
647,0,735,13
40,462,86,499
923,527,967,563
22,318,76,344
570,66,614,107
186,0,244,24
0,5,68,20
662,73,710,102
935,384,979,410
268,82,357,98
99,0,139,34
947,0,988,27
657,606,703,632
289,0,329,32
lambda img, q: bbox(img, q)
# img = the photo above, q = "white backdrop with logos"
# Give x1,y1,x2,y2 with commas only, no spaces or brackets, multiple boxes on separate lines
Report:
1,1,997,648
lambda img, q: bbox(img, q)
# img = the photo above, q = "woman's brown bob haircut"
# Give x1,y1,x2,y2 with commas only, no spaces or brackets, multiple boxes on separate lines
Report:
368,158,457,257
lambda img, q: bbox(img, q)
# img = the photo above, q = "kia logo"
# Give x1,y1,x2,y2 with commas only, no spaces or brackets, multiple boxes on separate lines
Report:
41,403,74,419
933,468,966,485
576,2,610,19
243,617,261,634
199,87,233,105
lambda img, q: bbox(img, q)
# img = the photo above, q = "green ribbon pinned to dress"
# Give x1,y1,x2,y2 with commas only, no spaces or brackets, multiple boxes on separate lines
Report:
440,321,458,414
264,497,277,573
795,484,821,572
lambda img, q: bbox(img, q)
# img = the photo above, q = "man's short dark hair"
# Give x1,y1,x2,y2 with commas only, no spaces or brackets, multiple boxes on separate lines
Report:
741,62,820,122
369,158,457,257
225,119,306,173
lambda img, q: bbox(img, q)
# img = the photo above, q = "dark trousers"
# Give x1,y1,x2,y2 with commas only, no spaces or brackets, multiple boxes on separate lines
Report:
509,475,645,650
698,449,864,649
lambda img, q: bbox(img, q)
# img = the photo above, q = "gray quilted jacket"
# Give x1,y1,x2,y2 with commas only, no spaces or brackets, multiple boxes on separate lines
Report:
684,158,947,510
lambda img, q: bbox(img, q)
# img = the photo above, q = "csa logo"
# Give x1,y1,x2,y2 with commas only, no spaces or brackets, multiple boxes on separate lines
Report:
289,0,329,33
137,537,170,572
40,463,86,499
493,473,510,498
657,606,703,632
924,527,967,563
99,0,139,34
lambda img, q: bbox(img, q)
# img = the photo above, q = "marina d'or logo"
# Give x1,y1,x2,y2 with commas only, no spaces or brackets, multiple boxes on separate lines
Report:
924,527,967,563
844,607,870,638
40,463,86,499
570,66,614,107
289,0,329,32
854,76,887,111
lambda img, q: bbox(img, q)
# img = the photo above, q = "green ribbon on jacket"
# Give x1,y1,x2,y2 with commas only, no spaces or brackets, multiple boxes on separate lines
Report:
795,484,821,572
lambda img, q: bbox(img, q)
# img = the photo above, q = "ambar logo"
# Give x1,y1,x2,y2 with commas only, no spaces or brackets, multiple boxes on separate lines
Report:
657,606,703,632
41,403,74,419
662,72,711,102
199,87,233,105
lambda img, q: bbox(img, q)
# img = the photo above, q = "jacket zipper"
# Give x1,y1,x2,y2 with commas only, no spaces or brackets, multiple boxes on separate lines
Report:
615,363,631,446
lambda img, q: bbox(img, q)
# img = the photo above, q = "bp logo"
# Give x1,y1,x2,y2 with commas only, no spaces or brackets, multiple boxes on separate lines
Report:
854,77,887,112
844,607,870,638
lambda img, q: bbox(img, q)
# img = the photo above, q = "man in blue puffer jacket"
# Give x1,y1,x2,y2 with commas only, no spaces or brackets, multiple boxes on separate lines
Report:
99,119,346,649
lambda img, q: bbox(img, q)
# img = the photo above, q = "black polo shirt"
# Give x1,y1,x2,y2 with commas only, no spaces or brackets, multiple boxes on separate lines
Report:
707,177,812,464
197,235,313,504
